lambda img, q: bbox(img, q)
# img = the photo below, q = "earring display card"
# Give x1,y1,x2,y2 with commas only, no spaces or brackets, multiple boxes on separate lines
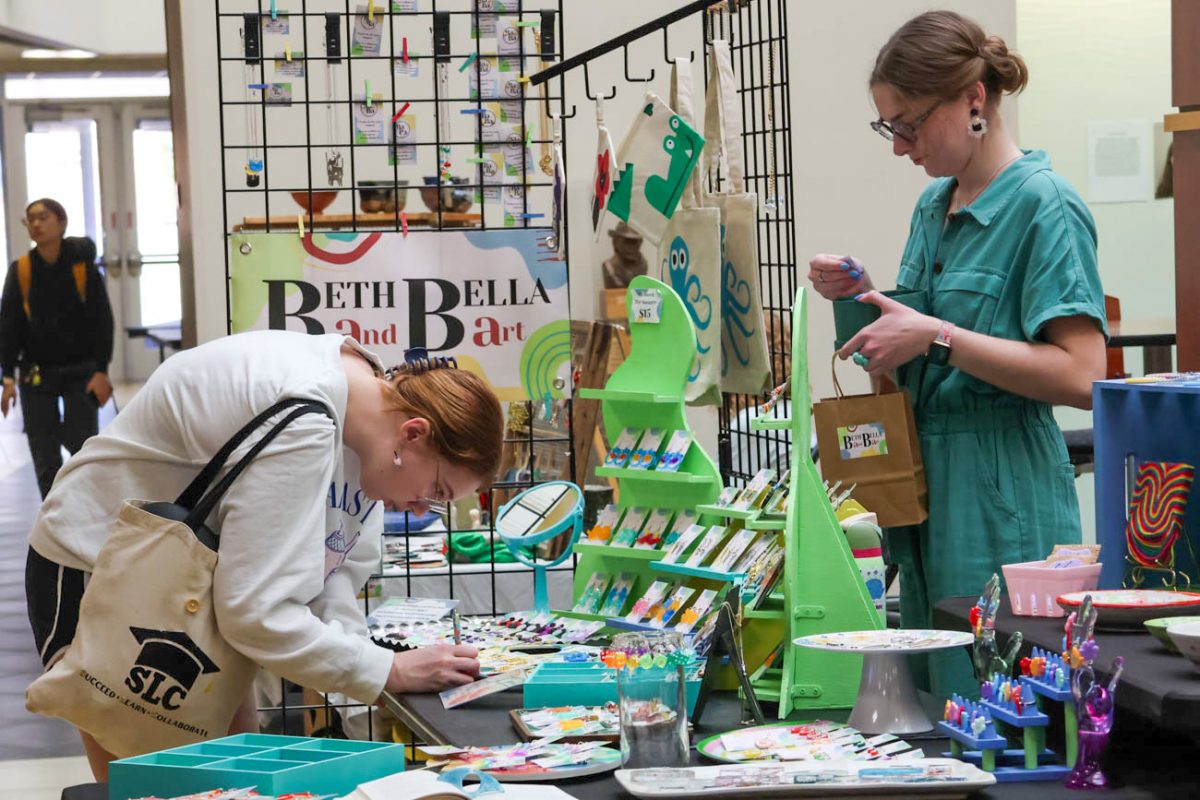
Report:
573,574,612,615
652,585,699,629
731,469,778,511
662,510,698,549
676,588,719,634
586,504,625,542
732,535,775,575
661,524,708,564
656,430,693,472
714,486,741,508
610,506,650,547
625,579,673,624
684,526,729,568
634,508,675,549
709,529,759,573
628,428,666,470
598,572,637,617
604,428,644,468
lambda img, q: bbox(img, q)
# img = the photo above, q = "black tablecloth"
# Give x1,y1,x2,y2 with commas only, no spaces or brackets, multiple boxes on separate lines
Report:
933,594,1200,739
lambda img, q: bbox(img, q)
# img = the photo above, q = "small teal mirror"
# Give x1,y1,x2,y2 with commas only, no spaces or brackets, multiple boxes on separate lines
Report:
495,481,584,613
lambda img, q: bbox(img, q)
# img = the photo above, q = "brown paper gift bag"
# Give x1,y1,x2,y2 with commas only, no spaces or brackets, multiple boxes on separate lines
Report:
812,357,928,527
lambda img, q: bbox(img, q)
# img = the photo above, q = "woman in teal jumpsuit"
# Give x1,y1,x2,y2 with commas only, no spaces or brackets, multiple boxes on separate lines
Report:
809,11,1107,700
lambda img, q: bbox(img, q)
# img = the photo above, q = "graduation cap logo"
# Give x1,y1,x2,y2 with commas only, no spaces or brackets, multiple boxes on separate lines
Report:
124,627,220,711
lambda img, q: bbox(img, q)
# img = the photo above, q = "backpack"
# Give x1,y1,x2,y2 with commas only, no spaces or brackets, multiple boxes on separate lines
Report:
16,252,87,318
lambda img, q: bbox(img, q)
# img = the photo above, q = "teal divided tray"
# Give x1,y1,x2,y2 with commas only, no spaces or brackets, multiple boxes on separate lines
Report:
108,733,405,800
523,662,701,715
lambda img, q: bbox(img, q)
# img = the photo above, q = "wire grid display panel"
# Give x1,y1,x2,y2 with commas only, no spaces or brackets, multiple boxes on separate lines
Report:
708,0,797,486
214,0,575,747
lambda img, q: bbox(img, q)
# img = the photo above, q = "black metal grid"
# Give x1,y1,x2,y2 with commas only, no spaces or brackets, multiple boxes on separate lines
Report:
711,0,797,486
214,0,575,751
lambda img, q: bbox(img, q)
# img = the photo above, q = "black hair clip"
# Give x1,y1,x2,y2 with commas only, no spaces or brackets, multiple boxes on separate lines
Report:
386,347,459,379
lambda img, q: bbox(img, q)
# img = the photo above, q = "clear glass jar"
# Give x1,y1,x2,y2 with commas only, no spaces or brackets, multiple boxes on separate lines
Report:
614,631,689,768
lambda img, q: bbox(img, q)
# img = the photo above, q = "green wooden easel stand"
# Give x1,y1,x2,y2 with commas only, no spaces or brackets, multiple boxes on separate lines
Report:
748,286,883,717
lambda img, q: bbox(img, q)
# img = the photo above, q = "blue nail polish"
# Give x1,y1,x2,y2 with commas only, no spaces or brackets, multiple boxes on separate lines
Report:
839,261,851,271
854,293,865,300
849,270,862,279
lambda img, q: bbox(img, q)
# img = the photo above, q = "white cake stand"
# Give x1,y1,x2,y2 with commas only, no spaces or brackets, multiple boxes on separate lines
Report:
793,629,974,735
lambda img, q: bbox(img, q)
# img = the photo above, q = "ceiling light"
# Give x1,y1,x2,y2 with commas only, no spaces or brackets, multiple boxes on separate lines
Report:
22,48,96,60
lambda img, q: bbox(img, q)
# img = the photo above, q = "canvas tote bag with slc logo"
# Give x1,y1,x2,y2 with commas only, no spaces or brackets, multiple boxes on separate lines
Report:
26,399,332,758
657,56,723,405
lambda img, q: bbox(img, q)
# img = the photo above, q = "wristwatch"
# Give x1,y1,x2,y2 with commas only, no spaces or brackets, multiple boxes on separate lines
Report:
928,320,955,366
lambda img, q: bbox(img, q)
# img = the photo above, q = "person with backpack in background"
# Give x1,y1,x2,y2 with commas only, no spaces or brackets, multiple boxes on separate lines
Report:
0,198,114,498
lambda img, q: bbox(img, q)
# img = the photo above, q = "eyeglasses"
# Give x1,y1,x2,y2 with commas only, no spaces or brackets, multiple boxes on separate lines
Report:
416,460,450,515
870,99,942,144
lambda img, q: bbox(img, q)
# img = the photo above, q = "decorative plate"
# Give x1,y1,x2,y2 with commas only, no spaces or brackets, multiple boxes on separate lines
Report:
793,629,972,654
615,758,996,798
1144,616,1200,653
1057,590,1200,631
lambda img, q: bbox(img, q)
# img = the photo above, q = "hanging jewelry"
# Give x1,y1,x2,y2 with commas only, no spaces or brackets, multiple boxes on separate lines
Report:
393,450,403,467
968,108,988,137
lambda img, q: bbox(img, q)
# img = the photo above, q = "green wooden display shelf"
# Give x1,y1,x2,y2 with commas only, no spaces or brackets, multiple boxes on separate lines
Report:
593,466,713,484
577,388,682,403
652,562,746,582
694,504,761,520
746,514,786,530
757,286,883,718
573,542,668,561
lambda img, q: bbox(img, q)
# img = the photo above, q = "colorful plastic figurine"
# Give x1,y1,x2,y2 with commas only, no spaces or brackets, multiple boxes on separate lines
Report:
970,573,1024,682
1064,595,1126,791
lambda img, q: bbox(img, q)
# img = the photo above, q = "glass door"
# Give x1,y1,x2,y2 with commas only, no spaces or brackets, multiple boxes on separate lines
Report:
7,99,178,383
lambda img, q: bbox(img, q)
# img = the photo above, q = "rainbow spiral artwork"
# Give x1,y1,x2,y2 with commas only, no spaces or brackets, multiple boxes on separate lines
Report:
1125,461,1195,568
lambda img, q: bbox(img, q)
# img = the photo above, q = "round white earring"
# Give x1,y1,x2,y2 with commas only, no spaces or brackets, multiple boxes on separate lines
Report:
393,450,403,467
969,108,988,137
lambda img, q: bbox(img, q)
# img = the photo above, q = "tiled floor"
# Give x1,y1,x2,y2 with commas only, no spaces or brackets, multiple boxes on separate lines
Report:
0,387,139,794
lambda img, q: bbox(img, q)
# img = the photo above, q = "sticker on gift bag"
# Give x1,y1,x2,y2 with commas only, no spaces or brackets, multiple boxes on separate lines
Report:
838,423,889,459
607,93,704,246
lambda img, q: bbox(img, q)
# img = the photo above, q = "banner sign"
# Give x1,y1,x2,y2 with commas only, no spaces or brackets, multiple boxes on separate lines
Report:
230,229,570,401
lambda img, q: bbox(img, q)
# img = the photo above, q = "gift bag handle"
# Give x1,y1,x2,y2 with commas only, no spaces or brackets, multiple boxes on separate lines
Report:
670,55,703,210
175,398,334,532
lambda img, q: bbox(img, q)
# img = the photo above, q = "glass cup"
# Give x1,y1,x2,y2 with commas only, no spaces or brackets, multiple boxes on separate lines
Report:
614,631,689,769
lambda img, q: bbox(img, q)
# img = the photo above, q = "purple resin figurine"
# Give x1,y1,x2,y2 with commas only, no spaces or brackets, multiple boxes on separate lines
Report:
1064,595,1126,790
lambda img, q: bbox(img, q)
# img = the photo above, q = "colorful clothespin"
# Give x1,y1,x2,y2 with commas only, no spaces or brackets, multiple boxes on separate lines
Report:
400,212,408,237
516,20,539,27
520,212,544,219
467,156,489,164
402,37,409,63
524,123,533,148
516,75,530,83
459,52,478,72
365,80,372,108
392,101,410,123
297,215,305,239
460,108,485,115
367,0,375,23
285,43,292,61
270,0,277,21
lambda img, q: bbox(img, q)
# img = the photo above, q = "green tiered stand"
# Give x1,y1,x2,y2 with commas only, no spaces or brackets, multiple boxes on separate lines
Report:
751,286,883,717
561,276,783,681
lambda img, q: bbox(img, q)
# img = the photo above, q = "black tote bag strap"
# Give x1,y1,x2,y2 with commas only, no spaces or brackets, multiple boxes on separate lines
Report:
175,398,327,510
183,400,333,531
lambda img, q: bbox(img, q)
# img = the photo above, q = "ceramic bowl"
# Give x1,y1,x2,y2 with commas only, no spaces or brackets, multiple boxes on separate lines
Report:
357,181,409,214
1166,619,1200,668
1145,616,1200,653
419,176,473,213
290,190,338,214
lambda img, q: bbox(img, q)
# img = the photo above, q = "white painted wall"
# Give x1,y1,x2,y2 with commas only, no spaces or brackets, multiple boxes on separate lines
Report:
1017,0,1174,543
0,0,165,54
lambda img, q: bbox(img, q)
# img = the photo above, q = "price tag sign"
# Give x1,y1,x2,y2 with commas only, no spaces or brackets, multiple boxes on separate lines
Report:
631,288,662,324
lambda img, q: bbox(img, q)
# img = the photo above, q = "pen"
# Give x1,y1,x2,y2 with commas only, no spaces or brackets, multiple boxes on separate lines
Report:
452,609,462,645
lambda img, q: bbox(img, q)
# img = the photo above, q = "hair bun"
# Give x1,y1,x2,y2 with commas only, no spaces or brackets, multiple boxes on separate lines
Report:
980,34,1028,95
